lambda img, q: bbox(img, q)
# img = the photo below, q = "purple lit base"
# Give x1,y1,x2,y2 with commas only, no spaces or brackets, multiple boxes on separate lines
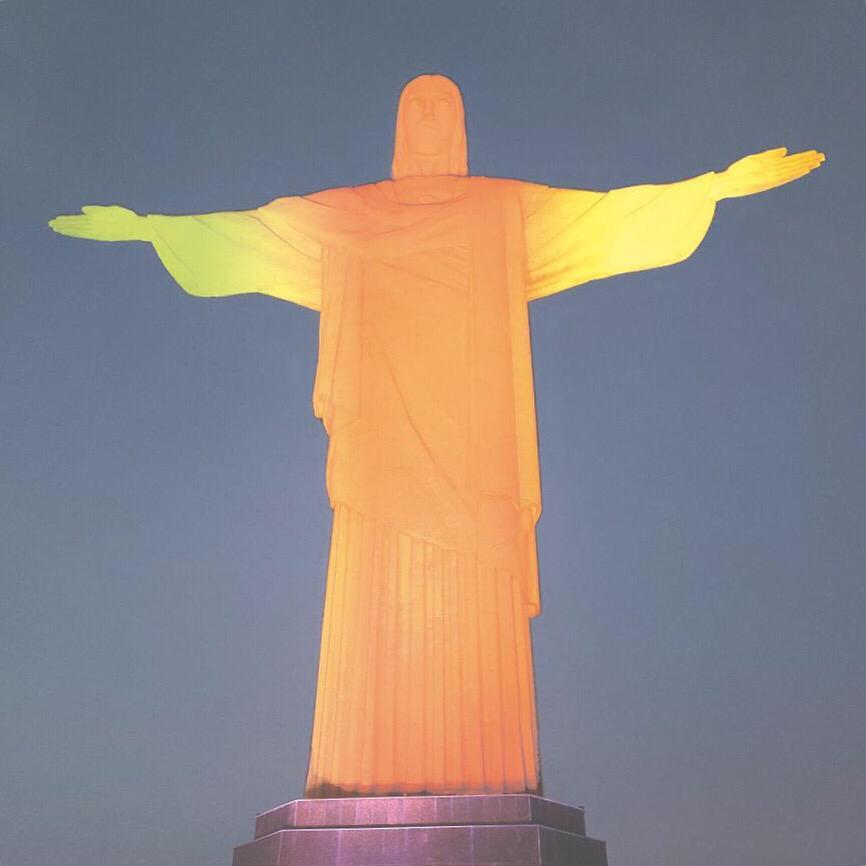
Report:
231,794,608,866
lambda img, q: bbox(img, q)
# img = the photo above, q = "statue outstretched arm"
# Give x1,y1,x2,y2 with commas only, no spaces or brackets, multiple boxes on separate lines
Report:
523,148,824,302
49,200,323,311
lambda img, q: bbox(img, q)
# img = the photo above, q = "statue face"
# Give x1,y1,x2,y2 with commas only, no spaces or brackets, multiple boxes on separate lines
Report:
403,82,457,157
391,73,467,179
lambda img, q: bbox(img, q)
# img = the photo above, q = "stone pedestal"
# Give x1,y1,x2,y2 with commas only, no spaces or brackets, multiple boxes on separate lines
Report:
231,793,608,866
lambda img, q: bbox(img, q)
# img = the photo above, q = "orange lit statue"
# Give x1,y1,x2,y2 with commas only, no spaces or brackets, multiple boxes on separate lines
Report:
49,74,824,798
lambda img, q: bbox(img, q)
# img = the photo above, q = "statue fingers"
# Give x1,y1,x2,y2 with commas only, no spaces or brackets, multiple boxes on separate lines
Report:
799,152,825,171
786,149,824,163
742,154,822,185
758,163,821,192
782,151,823,168
48,215,88,235
767,151,824,174
48,214,82,225
771,155,824,180
48,214,113,239
786,163,822,181
51,225,96,238
754,153,812,175
764,163,818,184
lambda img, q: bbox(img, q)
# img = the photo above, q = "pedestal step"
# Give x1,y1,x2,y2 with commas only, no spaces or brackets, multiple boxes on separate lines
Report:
232,794,608,866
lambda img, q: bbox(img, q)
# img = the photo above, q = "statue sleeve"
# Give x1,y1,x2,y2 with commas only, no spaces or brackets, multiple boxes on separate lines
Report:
145,196,322,311
521,171,717,301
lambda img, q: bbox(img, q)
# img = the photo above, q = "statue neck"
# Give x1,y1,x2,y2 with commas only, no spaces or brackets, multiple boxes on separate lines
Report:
404,154,451,177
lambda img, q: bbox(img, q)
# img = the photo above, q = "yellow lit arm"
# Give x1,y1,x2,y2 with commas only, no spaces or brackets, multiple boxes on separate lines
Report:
49,200,323,310
146,198,322,311
523,171,717,301
523,146,824,302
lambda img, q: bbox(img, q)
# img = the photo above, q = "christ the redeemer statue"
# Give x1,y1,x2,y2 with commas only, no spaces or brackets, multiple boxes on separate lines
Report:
50,74,824,800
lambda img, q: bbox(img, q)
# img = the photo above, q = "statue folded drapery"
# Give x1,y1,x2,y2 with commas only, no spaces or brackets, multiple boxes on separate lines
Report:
145,141,717,796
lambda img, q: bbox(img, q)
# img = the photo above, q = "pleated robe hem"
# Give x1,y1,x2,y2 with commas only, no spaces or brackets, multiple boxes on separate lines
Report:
304,503,542,798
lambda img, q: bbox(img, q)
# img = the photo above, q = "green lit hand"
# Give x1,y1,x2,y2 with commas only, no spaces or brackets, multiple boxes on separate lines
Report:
712,147,825,201
48,205,151,242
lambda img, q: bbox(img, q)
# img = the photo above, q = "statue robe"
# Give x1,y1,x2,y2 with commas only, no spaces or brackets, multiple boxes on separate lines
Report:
146,170,717,796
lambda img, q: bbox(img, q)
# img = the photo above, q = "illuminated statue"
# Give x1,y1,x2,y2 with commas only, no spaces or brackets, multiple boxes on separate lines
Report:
49,75,824,799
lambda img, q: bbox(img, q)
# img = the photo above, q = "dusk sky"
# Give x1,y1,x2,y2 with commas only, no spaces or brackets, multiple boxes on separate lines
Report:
2,2,864,865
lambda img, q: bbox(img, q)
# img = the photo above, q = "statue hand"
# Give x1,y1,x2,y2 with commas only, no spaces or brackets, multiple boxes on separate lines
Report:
48,205,151,242
712,147,825,200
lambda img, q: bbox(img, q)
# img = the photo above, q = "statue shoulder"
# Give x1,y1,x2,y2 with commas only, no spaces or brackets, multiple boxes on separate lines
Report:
469,174,537,199
258,184,365,214
303,183,371,209
464,176,541,216
468,175,516,190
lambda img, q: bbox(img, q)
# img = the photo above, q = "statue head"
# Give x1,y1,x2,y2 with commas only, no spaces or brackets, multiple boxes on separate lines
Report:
391,74,468,179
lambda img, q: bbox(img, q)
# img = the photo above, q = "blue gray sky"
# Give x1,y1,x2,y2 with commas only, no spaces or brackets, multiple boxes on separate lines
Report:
2,2,864,865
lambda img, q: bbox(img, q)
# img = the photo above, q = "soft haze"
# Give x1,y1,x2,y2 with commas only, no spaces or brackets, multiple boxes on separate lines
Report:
2,2,864,866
